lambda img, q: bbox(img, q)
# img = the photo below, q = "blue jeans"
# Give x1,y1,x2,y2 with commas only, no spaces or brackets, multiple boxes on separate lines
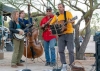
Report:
43,38,56,63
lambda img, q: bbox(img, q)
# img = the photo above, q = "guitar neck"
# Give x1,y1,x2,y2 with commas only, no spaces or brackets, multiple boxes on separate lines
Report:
42,18,52,30
44,23,49,28
64,22,68,26
64,16,77,26
24,24,33,31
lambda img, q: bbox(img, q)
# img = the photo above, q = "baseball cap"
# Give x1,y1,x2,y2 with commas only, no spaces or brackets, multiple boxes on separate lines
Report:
46,7,52,10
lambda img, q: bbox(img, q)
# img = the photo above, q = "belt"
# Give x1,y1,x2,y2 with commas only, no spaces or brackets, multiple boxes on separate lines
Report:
58,33,73,37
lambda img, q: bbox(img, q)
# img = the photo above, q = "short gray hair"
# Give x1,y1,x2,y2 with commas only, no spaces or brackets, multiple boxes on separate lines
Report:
58,3,65,8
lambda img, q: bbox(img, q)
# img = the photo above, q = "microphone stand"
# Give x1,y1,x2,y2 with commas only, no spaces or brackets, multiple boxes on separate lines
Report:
51,13,61,71
18,24,33,71
22,35,31,71
21,3,31,71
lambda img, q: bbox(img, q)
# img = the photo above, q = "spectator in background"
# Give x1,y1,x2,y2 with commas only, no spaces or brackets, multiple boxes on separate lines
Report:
79,36,83,43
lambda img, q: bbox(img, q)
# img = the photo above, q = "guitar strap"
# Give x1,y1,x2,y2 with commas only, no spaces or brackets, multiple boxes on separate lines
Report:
64,11,67,25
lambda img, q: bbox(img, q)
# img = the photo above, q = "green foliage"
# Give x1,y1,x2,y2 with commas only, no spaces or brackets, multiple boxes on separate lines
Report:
25,12,40,18
32,12,39,15
90,26,100,35
0,2,3,11
0,16,2,25
79,30,85,36
0,2,3,26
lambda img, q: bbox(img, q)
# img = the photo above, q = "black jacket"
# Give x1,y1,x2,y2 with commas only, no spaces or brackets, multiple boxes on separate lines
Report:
9,20,26,39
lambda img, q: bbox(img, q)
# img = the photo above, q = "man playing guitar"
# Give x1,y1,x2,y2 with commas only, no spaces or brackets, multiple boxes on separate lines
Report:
50,3,75,71
40,7,56,66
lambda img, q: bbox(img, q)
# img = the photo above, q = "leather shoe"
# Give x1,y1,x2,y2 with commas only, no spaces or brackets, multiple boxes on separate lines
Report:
17,63,24,66
11,65,18,68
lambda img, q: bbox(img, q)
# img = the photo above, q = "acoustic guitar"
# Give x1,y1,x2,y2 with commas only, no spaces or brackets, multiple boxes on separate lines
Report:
50,16,78,35
42,18,52,31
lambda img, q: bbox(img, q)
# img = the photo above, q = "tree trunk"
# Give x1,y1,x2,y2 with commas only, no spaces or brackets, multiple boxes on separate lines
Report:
75,24,80,59
75,17,91,60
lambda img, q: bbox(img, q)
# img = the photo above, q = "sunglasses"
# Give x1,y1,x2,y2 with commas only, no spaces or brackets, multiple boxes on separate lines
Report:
46,10,51,12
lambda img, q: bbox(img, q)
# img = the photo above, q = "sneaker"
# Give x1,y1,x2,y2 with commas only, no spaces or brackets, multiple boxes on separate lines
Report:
61,64,67,71
50,62,56,67
92,63,96,66
45,62,50,66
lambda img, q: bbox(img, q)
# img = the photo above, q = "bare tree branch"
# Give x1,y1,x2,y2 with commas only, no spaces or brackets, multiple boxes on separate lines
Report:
85,0,88,4
7,0,20,10
80,17,91,37
24,0,45,14
75,0,78,6
77,0,90,7
30,3,44,14
60,0,64,3
41,0,46,6
54,0,55,6
47,0,57,13
32,13,45,17
71,5,85,14
89,0,93,9
75,16,84,26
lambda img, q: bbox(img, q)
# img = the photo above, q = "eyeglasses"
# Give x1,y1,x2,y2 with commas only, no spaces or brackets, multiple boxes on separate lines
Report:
46,10,51,12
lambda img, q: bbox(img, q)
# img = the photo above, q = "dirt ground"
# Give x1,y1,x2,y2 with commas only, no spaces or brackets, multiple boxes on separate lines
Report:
0,36,96,71
0,51,96,71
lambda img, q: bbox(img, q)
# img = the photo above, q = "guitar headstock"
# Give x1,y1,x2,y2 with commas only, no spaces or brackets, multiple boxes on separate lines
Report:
71,16,78,21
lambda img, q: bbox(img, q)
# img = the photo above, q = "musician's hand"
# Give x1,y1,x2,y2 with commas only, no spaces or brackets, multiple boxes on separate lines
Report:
43,26,48,31
19,31,24,35
48,20,51,24
41,24,45,27
45,27,48,30
47,18,52,24
61,26,67,32
68,19,75,23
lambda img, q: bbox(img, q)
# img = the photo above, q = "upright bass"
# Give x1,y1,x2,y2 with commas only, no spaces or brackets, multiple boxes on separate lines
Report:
23,4,43,59
23,27,43,59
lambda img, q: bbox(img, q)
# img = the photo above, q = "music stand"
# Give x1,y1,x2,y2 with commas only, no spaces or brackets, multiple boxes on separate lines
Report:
49,24,62,71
